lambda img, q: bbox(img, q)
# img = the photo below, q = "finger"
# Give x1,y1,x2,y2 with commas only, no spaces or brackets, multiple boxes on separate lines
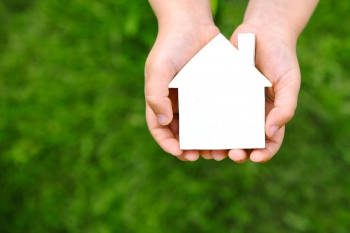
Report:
212,150,228,161
228,149,249,163
168,111,179,140
200,150,213,160
176,154,188,162
182,150,200,162
145,58,175,126
250,126,285,163
146,104,182,156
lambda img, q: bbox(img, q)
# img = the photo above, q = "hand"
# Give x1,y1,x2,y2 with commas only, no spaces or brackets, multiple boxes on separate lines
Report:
226,22,300,163
221,0,318,163
145,15,223,161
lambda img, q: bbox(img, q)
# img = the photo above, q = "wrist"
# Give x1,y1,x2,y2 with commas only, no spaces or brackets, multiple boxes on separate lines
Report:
242,0,318,45
149,0,214,31
242,17,298,47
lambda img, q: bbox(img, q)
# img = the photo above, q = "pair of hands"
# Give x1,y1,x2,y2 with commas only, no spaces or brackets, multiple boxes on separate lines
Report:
145,13,300,163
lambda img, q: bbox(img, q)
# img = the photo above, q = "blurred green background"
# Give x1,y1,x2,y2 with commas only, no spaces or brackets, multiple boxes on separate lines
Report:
0,0,350,232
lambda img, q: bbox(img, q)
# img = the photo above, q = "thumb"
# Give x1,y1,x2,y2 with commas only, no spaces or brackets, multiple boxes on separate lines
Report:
265,71,300,137
145,58,175,126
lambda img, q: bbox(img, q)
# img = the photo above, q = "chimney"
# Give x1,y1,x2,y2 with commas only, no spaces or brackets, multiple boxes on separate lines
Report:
238,33,256,66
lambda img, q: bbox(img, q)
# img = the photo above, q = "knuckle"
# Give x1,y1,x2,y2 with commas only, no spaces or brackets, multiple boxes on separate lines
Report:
145,56,164,75
145,59,156,72
145,95,159,106
145,57,158,79
284,109,295,121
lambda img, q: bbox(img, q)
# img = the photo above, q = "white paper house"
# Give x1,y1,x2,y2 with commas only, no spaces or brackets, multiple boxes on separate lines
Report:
169,33,272,150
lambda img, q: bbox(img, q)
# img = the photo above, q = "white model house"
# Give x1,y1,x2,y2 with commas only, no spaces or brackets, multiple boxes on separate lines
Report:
169,33,272,150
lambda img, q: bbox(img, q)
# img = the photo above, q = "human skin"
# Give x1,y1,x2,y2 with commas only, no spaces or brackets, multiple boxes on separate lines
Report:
145,0,319,162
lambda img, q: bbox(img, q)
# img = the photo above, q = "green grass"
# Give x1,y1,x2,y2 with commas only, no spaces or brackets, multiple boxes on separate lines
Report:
1,0,350,232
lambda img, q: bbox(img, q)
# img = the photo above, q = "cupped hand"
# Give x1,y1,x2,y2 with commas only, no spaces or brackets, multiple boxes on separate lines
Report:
146,18,300,163
227,22,301,163
145,19,223,161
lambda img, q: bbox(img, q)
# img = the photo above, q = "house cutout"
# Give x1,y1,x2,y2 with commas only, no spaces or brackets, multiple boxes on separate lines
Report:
169,33,272,150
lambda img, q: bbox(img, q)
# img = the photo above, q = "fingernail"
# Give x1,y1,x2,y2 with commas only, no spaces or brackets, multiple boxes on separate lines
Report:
157,114,168,125
269,125,279,137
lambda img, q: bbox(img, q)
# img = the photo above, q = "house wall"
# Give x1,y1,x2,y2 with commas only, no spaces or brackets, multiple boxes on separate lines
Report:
178,87,266,150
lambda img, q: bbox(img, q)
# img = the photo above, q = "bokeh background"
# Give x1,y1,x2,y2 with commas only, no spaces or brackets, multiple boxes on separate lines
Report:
0,0,350,232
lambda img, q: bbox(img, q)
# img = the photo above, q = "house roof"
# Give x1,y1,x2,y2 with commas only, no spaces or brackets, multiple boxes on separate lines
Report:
169,33,272,89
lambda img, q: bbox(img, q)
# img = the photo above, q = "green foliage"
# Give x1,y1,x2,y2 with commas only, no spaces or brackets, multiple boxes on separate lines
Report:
210,0,219,17
0,0,350,232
